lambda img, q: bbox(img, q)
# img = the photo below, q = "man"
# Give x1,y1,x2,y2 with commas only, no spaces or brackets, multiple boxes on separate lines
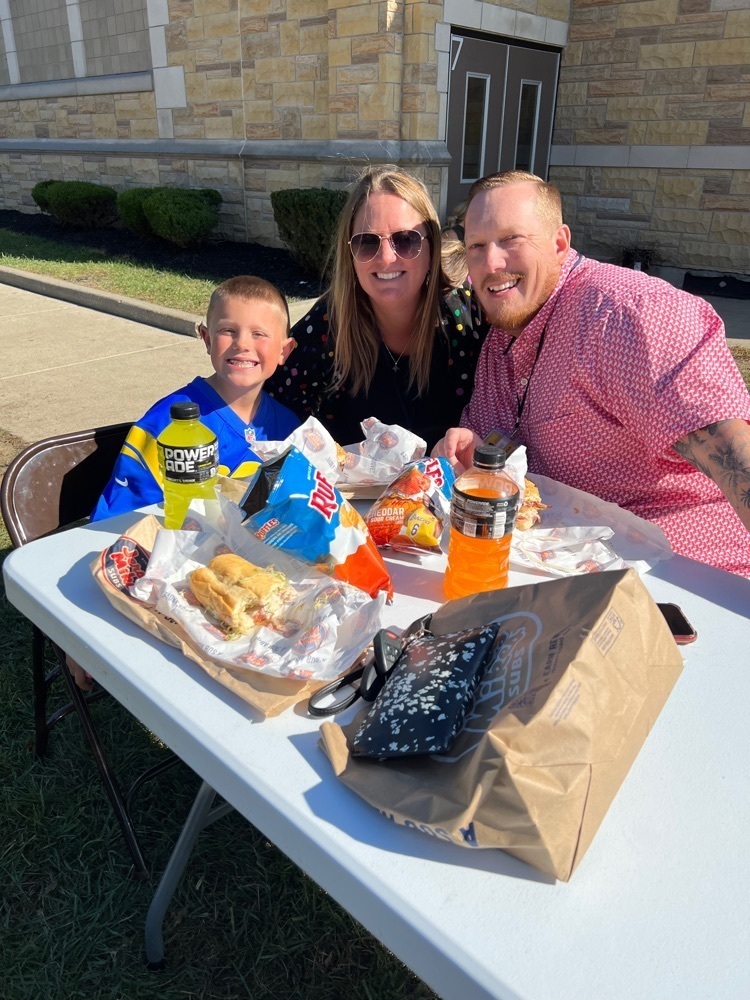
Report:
434,171,750,577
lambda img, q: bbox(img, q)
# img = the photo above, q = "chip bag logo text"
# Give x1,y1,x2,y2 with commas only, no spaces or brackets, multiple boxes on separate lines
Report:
309,470,338,521
422,456,445,490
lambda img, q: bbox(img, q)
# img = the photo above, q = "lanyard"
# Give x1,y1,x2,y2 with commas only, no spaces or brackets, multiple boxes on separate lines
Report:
510,324,548,437
507,253,582,437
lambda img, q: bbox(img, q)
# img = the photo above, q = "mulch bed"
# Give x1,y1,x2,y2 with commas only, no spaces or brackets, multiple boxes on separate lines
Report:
0,208,325,301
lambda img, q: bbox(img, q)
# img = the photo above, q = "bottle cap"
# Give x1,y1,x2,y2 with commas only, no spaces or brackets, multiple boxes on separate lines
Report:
472,444,505,470
170,402,200,420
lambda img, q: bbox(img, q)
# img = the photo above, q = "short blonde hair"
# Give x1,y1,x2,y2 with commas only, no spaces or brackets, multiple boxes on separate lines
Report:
206,275,290,336
466,171,563,231
328,165,452,397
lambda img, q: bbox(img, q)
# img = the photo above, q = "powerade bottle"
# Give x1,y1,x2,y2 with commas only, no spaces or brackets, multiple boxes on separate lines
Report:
444,444,520,601
157,402,218,529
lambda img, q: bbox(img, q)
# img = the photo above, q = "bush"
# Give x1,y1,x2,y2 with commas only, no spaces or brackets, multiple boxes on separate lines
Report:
142,188,220,247
118,187,221,239
117,187,167,237
271,187,347,277
44,180,118,229
31,179,59,213
198,188,223,209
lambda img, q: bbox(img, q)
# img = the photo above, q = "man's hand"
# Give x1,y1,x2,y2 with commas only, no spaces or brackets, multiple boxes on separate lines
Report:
673,419,750,533
431,428,483,472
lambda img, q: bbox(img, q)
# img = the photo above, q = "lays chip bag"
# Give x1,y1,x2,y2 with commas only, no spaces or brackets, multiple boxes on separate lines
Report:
365,457,454,555
240,447,393,600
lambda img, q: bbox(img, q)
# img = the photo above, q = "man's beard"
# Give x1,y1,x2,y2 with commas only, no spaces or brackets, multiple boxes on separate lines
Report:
479,269,560,333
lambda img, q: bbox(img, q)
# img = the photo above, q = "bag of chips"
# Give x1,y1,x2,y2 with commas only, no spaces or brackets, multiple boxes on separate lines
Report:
365,457,454,555
240,447,393,600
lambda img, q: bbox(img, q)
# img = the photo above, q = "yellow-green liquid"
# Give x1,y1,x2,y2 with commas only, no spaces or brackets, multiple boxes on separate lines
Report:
157,417,218,529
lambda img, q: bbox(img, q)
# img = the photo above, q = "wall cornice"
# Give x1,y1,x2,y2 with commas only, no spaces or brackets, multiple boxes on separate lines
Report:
551,145,750,171
0,137,452,164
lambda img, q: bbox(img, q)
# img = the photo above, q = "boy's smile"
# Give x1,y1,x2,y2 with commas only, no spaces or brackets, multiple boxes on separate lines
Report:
199,295,292,420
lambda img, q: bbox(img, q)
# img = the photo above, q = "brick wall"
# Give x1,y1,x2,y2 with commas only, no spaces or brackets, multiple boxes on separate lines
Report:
552,0,750,273
0,0,746,274
0,93,157,140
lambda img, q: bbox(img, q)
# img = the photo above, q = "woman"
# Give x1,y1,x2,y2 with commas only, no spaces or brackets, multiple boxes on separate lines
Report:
266,166,488,451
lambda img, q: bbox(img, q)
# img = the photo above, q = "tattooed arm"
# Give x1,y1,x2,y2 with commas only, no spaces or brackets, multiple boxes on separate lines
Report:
673,419,750,533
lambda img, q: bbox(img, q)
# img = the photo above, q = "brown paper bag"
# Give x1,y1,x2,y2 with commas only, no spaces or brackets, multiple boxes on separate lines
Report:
92,515,324,717
320,568,683,880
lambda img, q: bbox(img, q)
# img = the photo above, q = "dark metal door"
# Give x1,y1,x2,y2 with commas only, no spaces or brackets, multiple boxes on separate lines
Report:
446,34,560,218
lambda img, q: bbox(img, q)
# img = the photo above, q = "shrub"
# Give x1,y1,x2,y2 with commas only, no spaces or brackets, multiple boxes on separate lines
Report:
142,188,220,248
117,187,167,237
44,180,118,229
118,187,221,238
31,179,60,213
198,188,223,209
271,187,347,277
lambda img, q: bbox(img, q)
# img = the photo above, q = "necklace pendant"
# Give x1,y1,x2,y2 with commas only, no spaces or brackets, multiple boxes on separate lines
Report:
392,363,399,374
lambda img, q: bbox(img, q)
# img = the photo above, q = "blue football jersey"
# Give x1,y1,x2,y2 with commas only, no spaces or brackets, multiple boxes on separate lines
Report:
91,377,300,521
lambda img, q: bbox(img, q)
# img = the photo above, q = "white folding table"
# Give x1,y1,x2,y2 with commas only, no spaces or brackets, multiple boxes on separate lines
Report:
4,510,750,1000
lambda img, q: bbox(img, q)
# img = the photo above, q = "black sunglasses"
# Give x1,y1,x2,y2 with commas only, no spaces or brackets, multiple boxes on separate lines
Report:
348,229,427,263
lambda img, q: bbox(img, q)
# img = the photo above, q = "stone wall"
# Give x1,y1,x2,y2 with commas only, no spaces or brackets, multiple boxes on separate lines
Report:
0,0,746,274
0,147,444,246
551,0,750,273
0,92,158,141
0,1,452,244
553,166,750,274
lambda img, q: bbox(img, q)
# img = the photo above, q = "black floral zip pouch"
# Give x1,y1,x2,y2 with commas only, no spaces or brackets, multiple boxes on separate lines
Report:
350,623,503,760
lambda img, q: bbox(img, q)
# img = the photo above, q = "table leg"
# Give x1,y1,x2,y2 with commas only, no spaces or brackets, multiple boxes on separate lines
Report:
145,779,235,969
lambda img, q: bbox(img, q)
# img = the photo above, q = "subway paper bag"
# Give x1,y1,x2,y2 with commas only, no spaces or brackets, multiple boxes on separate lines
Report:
320,569,683,881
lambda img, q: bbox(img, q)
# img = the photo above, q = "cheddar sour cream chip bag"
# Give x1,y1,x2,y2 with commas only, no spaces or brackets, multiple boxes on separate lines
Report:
365,457,454,555
240,447,393,600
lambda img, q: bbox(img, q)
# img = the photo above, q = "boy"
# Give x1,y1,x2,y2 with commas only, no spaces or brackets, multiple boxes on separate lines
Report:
92,275,300,520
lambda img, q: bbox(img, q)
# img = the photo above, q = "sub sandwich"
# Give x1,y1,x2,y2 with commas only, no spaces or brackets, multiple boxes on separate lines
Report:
516,478,548,532
190,553,293,634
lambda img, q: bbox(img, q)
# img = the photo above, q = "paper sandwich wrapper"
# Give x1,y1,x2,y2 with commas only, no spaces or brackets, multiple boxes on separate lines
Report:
92,505,384,718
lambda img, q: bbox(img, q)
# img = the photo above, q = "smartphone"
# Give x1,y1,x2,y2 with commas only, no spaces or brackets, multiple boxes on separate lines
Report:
482,429,521,461
657,603,697,645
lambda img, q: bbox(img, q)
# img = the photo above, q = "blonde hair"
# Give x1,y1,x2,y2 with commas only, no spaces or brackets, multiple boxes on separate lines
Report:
466,171,563,231
206,275,290,337
328,165,451,397
440,233,468,286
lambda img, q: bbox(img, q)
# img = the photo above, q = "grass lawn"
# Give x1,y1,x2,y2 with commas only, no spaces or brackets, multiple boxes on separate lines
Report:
0,227,220,315
0,515,437,1000
731,345,750,386
0,224,435,997
0,221,747,999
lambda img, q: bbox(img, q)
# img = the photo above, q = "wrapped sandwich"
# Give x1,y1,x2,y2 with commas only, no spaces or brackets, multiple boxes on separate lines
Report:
190,553,294,634
516,478,548,531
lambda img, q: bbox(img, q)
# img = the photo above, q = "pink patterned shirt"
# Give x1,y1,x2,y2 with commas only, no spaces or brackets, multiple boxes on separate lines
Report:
462,250,750,577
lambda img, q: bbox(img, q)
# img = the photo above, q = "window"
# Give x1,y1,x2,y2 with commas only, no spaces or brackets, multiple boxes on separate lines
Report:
515,81,541,173
461,74,490,183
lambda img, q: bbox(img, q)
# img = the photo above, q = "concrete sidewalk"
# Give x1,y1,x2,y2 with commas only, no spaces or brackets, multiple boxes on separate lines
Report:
0,270,747,447
0,275,317,444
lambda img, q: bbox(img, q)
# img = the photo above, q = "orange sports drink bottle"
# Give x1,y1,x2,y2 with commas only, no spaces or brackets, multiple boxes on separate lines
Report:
444,444,520,601
157,402,219,529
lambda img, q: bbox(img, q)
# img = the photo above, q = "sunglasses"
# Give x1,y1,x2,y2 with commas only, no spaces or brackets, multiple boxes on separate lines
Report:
348,229,427,263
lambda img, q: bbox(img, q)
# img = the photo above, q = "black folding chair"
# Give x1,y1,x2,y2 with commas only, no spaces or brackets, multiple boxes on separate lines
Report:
1,422,178,880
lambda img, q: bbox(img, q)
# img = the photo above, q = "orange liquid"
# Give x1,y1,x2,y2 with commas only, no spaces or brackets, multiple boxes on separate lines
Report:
443,527,512,600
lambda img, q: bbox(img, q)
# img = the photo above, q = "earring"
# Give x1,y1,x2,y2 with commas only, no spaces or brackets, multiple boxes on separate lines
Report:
424,270,431,286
